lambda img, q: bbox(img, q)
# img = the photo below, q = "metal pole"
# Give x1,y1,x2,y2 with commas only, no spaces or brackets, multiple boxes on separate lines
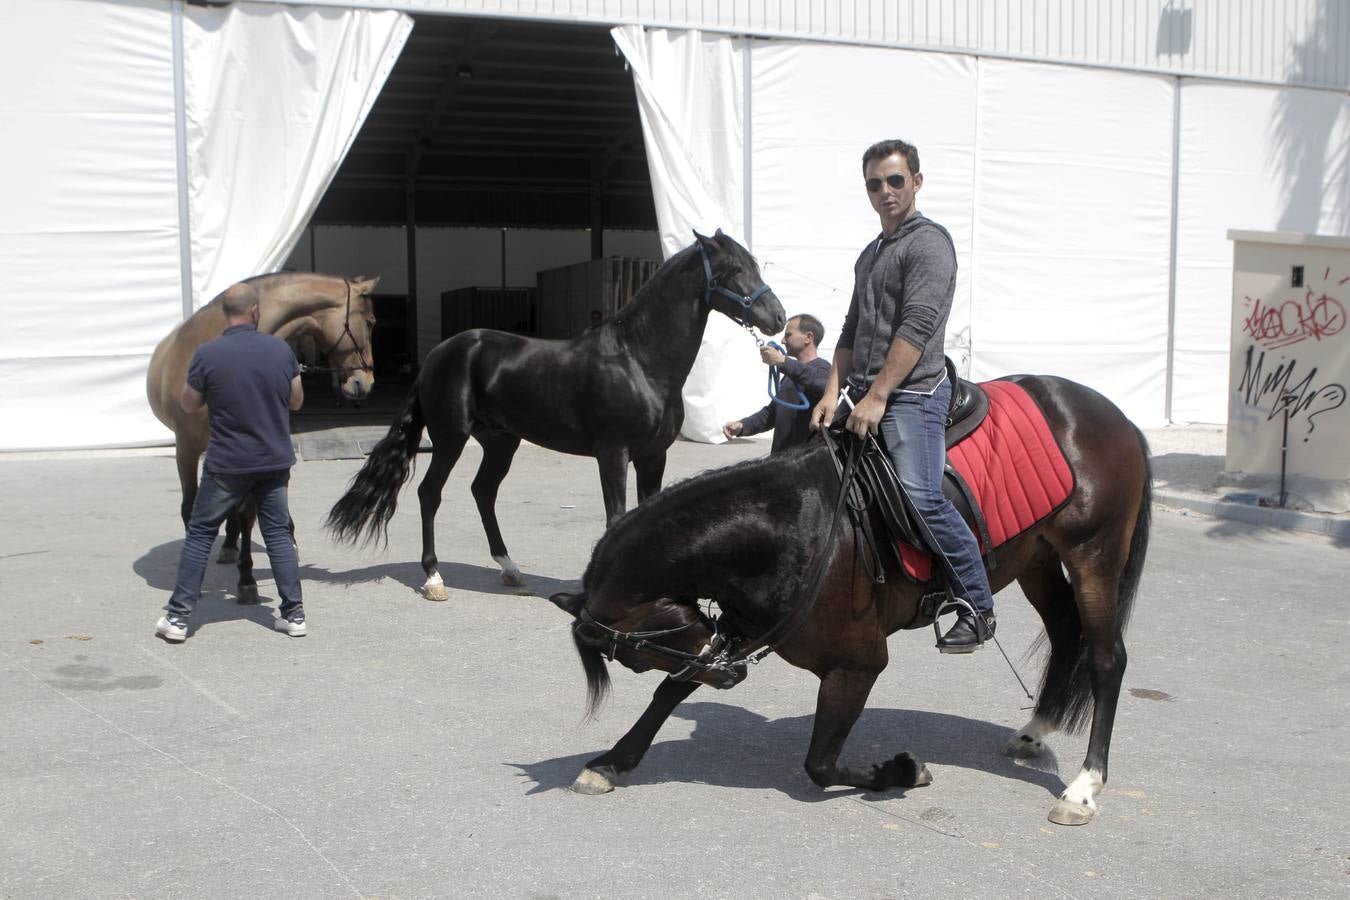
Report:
1279,403,1289,508
171,0,193,318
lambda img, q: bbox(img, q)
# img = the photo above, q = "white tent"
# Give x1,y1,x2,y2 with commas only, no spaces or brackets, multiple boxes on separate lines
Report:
618,26,1350,435
3,3,1347,450
1,0,410,450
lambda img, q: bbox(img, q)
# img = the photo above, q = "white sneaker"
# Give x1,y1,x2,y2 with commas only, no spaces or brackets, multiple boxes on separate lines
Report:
274,609,306,637
156,615,188,642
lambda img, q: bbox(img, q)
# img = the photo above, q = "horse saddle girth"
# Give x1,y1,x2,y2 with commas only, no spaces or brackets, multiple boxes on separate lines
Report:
829,377,1075,588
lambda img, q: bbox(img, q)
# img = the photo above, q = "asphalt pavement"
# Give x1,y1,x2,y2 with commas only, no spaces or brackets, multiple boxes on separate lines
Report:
1,398,1347,898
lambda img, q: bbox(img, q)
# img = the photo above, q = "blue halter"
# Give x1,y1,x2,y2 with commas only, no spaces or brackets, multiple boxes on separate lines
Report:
699,241,773,316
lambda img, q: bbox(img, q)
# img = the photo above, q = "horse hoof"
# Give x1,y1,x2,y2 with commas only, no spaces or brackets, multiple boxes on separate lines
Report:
236,585,259,605
216,548,238,564
1048,799,1095,826
499,570,527,588
913,764,934,787
569,768,615,795
423,583,450,602
1002,734,1045,759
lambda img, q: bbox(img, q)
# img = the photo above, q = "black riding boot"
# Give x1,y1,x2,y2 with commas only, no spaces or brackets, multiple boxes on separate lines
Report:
937,611,996,654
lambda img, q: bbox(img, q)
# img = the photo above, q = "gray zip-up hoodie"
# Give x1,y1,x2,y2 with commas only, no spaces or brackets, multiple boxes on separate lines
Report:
837,212,956,394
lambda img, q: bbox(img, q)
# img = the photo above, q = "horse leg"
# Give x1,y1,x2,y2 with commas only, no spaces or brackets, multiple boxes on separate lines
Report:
632,450,667,505
174,442,199,530
1044,544,1130,826
571,677,701,795
596,448,630,525
1002,547,1080,761
233,499,259,604
417,438,469,601
803,668,932,792
471,430,525,587
218,514,241,565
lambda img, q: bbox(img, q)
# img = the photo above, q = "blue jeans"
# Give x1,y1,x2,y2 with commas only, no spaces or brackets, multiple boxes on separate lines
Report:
876,379,994,615
166,469,302,619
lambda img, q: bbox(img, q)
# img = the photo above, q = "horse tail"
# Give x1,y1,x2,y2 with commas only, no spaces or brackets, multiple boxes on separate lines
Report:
572,628,611,720
326,386,425,547
1047,424,1153,734
1113,426,1153,636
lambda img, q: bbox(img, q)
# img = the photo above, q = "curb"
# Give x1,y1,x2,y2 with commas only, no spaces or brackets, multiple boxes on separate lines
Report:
1154,490,1350,540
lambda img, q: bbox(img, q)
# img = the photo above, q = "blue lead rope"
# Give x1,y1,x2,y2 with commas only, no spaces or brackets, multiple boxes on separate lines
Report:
766,341,810,410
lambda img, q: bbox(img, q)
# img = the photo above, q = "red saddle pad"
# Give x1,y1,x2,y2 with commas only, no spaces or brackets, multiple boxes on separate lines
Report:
899,378,1075,582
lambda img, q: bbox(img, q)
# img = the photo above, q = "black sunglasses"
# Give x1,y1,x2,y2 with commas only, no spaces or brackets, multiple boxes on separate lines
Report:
865,174,906,192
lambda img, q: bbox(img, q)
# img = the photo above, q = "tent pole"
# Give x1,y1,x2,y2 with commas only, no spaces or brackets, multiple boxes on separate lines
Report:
742,37,752,251
405,179,418,370
172,0,193,318
1164,75,1182,423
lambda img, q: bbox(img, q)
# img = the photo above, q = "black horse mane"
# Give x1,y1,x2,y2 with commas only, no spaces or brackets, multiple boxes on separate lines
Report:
583,437,832,590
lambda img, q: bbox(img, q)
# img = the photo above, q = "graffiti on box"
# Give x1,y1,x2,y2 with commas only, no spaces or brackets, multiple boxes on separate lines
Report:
1236,267,1347,441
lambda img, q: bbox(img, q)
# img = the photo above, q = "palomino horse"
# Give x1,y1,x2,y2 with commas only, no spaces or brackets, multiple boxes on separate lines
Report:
147,272,379,600
327,230,786,599
550,375,1152,826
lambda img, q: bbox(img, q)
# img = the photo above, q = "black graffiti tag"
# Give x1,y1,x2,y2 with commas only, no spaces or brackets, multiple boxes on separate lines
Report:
1241,291,1346,350
1238,346,1347,439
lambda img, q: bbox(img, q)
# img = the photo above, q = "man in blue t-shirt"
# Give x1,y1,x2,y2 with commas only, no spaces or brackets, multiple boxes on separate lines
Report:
156,282,308,642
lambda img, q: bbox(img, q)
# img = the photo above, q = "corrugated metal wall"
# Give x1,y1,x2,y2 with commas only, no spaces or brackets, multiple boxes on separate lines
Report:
299,0,1350,90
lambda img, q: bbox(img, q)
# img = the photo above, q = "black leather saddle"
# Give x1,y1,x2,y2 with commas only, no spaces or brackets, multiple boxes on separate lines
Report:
831,359,995,582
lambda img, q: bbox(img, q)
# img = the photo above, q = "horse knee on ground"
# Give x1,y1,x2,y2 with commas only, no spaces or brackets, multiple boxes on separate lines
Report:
1049,768,1104,826
803,752,931,792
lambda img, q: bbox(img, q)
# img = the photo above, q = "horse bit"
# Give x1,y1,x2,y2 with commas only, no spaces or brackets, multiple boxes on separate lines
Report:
572,431,863,690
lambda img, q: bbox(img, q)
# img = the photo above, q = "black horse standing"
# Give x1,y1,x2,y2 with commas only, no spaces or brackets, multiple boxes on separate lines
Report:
328,231,785,598
551,375,1152,826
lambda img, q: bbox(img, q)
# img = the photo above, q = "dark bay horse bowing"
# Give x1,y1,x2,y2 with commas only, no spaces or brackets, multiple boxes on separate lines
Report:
550,375,1152,826
327,230,785,599
148,273,379,599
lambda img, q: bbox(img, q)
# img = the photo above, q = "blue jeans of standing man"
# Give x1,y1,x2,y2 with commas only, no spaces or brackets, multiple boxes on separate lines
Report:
167,469,302,620
876,379,994,614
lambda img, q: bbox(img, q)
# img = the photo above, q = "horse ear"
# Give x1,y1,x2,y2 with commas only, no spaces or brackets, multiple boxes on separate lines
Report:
355,275,381,293
714,227,725,238
550,591,586,618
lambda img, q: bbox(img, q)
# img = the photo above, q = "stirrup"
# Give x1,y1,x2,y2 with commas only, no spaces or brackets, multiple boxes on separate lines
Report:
931,595,979,646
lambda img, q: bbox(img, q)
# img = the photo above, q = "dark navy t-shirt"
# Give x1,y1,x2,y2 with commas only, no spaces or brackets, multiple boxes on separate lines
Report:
187,324,299,474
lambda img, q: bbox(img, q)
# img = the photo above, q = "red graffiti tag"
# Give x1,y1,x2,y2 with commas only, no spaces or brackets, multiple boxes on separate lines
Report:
1242,290,1346,350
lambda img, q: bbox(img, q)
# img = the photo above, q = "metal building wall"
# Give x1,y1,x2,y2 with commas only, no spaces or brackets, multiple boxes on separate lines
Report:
299,0,1350,91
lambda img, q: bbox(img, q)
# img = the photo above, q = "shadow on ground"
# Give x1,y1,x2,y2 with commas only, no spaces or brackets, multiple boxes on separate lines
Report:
507,701,1063,803
133,539,577,600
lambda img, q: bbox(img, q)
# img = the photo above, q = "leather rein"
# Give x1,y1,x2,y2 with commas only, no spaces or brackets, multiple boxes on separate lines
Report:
575,428,863,687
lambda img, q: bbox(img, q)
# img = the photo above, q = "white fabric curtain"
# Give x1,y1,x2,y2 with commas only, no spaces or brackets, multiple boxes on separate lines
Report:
612,25,769,443
0,0,183,451
0,1,409,450
748,41,978,380
184,3,412,307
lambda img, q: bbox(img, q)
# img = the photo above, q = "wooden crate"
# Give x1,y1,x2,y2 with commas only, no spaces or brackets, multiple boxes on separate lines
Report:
439,286,537,340
535,257,660,339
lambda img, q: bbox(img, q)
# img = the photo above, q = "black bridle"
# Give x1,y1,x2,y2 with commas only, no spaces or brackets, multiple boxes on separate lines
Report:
298,279,374,377
573,429,863,688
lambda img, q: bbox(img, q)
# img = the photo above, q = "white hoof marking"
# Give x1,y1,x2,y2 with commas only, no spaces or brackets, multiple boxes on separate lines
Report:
422,572,449,602
494,555,526,587
569,768,615,795
1002,716,1054,759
